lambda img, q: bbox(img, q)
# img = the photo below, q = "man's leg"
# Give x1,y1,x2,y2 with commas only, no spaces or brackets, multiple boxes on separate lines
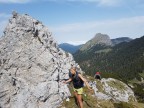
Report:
74,92,79,106
77,94,83,108
77,88,83,108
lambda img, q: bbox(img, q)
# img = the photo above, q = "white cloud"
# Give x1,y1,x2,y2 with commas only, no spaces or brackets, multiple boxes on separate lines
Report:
66,40,86,45
0,0,31,3
0,0,143,7
0,13,11,18
77,0,122,6
96,0,122,6
41,0,123,6
51,16,144,44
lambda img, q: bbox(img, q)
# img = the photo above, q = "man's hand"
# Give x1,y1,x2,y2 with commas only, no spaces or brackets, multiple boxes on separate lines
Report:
88,87,94,94
88,87,93,91
62,80,67,84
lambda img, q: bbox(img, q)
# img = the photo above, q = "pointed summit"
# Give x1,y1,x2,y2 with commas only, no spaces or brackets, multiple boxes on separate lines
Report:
80,33,112,51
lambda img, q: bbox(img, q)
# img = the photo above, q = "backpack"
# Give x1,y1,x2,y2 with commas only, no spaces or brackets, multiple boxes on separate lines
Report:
69,71,84,89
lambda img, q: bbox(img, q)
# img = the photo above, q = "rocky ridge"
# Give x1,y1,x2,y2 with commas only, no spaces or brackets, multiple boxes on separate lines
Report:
59,77,141,108
90,78,136,102
0,12,79,108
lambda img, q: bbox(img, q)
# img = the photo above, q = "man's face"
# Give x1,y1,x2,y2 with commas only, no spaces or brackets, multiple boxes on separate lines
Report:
70,68,76,75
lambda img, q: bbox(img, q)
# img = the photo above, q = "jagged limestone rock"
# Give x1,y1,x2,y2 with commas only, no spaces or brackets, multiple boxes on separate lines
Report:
0,12,78,108
90,78,137,102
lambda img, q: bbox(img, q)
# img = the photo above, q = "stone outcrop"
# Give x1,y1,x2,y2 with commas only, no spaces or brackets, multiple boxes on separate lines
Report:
0,12,79,108
89,78,137,102
59,77,139,108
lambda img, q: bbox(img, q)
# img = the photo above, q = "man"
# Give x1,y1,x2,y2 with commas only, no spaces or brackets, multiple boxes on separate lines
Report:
63,67,92,108
94,72,101,80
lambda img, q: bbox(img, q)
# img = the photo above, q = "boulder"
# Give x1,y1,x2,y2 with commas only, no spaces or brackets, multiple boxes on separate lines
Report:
89,78,137,102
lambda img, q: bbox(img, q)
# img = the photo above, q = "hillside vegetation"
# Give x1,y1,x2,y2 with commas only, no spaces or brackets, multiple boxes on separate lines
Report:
74,36,144,102
74,36,144,80
59,76,144,108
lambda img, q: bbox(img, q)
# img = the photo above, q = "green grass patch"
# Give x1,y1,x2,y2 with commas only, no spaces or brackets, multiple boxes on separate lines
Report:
114,102,144,108
85,75,104,92
107,80,126,91
129,78,140,84
59,76,144,108
139,72,144,78
59,82,98,108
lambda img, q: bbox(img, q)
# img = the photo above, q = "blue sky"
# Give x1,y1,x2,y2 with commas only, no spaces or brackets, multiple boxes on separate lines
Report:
0,0,144,45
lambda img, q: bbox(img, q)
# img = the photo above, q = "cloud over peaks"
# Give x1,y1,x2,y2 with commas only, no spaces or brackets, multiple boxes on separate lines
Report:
0,0,31,3
51,16,144,43
43,0,123,6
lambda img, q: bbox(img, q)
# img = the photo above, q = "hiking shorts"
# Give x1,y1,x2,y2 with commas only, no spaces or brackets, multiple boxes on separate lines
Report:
73,87,83,95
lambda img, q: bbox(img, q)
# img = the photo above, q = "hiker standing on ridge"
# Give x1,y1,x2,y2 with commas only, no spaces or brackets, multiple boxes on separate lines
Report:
94,72,101,80
63,66,92,108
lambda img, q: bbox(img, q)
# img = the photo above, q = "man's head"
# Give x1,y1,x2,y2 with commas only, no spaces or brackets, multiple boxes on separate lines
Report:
70,67,76,75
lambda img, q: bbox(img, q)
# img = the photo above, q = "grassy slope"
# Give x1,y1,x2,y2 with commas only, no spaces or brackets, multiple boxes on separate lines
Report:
59,76,144,108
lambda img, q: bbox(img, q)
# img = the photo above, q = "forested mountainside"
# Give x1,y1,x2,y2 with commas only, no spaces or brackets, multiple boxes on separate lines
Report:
111,37,132,45
74,36,144,80
74,36,144,102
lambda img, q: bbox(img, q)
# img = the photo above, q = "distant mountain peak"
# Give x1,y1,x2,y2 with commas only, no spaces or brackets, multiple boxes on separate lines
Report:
93,33,112,45
59,43,82,54
80,33,112,51
93,33,107,38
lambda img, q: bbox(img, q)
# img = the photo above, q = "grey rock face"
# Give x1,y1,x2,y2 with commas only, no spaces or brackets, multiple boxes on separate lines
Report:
89,78,137,102
0,12,77,108
92,33,112,46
